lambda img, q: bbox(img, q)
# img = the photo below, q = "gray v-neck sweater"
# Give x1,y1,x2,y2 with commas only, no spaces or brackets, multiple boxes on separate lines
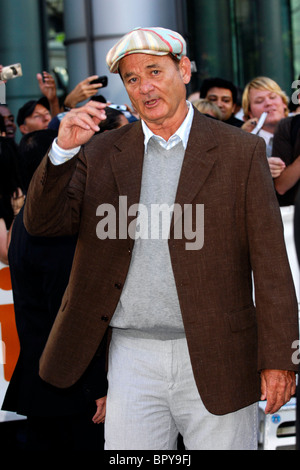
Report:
111,137,186,339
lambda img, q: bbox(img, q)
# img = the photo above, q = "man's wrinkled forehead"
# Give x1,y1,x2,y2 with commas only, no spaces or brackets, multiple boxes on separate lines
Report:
119,54,171,79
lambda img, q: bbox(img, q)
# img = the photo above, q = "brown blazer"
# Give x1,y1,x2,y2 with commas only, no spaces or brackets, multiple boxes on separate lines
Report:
24,111,299,416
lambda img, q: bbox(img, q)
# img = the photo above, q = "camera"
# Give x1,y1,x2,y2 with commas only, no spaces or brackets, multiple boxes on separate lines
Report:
0,63,23,81
89,75,108,87
109,104,127,111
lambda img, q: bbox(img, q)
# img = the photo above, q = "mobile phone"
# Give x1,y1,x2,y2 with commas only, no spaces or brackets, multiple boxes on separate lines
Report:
90,75,108,87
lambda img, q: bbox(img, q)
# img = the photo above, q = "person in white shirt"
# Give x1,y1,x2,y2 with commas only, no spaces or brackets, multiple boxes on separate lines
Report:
241,76,289,163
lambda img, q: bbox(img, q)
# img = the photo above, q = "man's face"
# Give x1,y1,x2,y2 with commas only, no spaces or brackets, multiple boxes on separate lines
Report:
0,105,16,139
119,53,191,137
20,103,51,134
206,87,235,121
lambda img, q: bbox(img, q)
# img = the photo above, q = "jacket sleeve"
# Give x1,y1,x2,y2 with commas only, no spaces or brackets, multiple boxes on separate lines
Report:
24,148,87,237
246,138,299,371
272,118,294,165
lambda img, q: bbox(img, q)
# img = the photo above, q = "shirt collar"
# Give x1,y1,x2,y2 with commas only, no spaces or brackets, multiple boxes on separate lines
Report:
142,101,194,153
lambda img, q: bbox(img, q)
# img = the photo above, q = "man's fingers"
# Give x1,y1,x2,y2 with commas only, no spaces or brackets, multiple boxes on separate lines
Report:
72,102,107,120
72,114,100,132
57,101,108,148
66,103,107,129
261,370,296,414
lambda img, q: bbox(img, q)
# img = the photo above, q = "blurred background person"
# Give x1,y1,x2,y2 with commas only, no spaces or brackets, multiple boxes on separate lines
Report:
0,114,6,136
272,108,300,206
267,83,300,311
99,106,129,132
0,104,17,141
200,77,243,127
192,98,222,120
17,98,52,136
62,75,106,110
2,129,107,450
36,71,60,118
241,76,289,156
0,136,24,264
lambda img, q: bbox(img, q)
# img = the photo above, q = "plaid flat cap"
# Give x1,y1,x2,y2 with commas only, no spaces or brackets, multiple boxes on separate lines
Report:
106,27,187,73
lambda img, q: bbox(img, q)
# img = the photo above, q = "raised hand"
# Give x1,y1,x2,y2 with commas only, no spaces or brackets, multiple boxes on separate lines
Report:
57,100,107,150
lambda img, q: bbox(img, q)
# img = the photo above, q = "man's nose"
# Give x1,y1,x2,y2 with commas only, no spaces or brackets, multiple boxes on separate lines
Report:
216,99,223,109
264,97,273,108
139,79,154,94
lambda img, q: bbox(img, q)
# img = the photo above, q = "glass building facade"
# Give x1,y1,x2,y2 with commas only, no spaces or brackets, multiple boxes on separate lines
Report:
187,0,299,97
0,0,299,141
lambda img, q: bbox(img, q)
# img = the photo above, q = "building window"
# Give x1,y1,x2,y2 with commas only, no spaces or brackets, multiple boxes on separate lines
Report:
187,0,296,96
291,0,300,78
45,0,68,96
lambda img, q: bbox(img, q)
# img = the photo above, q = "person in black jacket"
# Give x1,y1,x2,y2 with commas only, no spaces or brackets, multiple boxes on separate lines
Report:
272,113,300,206
199,77,243,127
2,129,107,450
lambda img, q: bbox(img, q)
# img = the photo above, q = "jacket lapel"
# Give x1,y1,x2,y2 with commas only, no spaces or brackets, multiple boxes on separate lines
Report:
109,122,145,247
110,121,144,201
109,113,219,235
172,112,219,228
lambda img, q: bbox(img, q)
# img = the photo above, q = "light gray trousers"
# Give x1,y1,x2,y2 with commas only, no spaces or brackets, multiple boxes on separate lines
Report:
105,330,258,450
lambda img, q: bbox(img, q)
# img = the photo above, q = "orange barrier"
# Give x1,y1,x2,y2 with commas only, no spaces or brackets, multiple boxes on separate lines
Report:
0,267,19,382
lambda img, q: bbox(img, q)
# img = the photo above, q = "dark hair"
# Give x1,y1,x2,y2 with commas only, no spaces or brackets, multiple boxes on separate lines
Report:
200,77,238,104
168,53,181,68
99,107,127,132
0,114,5,134
18,129,58,191
90,94,107,104
0,137,23,228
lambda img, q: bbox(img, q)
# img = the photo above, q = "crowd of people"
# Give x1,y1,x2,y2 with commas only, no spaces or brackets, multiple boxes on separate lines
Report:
0,24,299,450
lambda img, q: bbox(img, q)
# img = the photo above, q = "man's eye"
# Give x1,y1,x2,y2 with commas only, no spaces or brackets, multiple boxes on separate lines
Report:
152,70,160,75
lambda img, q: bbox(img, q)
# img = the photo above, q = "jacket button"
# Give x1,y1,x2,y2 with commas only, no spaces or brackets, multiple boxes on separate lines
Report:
115,282,122,289
101,315,109,322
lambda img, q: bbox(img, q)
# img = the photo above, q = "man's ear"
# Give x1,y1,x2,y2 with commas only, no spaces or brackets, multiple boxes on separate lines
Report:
19,124,28,135
179,56,192,85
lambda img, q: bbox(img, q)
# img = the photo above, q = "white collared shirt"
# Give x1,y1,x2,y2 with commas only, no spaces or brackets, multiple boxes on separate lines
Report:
142,100,194,153
49,101,194,165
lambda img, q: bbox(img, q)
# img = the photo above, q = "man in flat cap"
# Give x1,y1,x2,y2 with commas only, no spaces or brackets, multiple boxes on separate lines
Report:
24,27,299,450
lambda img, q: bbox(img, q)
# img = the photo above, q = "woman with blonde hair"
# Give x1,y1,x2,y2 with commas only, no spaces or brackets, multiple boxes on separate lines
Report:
241,76,289,183
193,98,222,120
242,76,288,130
243,78,300,311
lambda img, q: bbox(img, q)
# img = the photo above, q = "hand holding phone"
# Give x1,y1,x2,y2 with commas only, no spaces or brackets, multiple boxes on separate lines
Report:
89,76,108,87
251,112,268,135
